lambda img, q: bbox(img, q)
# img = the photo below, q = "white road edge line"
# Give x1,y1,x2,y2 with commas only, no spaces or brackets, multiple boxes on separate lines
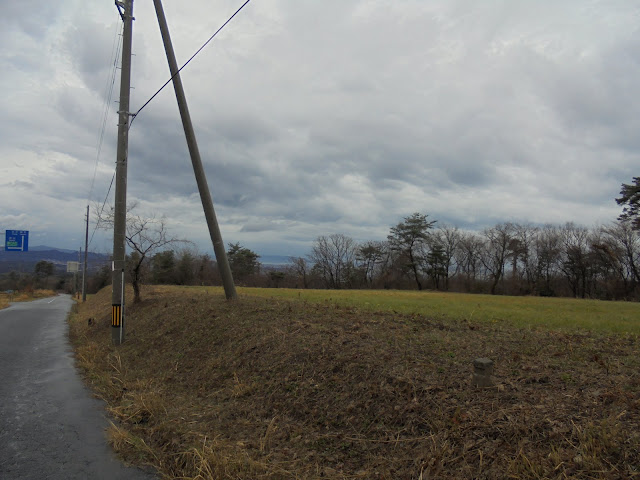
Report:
48,298,56,304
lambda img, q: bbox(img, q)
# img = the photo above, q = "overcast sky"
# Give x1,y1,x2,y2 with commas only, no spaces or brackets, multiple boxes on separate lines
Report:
1,0,638,257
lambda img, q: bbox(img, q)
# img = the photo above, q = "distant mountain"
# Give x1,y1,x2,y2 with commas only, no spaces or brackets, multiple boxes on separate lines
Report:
0,247,110,274
28,245,78,254
259,255,292,266
0,244,295,275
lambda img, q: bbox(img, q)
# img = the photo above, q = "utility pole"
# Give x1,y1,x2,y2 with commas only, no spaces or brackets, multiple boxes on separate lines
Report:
153,0,237,300
112,0,134,345
82,204,89,302
76,248,81,300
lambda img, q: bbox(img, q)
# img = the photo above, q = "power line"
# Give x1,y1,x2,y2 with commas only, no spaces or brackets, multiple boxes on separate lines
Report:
88,169,116,248
130,0,252,127
89,1,251,247
87,20,124,203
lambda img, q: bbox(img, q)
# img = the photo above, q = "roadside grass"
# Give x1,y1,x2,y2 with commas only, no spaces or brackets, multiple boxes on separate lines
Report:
69,285,640,479
0,288,56,307
20,288,57,300
183,286,640,335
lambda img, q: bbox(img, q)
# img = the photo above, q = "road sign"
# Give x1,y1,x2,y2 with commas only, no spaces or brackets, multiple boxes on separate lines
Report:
5,230,29,252
67,261,79,273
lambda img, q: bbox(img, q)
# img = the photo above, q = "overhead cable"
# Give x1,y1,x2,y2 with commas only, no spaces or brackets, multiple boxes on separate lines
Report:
87,21,124,204
130,0,252,126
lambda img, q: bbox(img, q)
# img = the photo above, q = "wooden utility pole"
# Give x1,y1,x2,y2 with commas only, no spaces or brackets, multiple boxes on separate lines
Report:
153,0,237,300
76,247,80,299
112,0,135,345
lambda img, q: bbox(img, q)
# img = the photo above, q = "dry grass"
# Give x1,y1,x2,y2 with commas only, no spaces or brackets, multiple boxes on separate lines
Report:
69,286,640,479
0,288,56,307
25,288,57,299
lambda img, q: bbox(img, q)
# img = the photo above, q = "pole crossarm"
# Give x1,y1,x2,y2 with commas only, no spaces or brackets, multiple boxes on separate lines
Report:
115,1,126,21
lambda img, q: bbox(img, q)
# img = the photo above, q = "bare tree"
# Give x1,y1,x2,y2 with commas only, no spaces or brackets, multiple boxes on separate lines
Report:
533,225,562,296
598,221,640,296
310,234,357,289
96,204,189,302
510,223,539,294
558,223,592,298
431,224,461,291
590,226,627,298
454,232,484,292
288,257,310,289
481,223,514,295
609,221,640,285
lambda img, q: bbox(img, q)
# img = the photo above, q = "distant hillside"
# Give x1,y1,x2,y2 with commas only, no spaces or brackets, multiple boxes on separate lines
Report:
28,245,78,254
0,245,291,275
259,255,291,266
0,246,110,274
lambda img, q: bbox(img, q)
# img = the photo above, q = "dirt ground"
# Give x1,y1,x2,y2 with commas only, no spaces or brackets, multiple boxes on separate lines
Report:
69,286,640,479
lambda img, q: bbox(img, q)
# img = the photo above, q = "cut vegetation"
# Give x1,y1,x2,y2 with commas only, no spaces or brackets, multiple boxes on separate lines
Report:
69,286,640,479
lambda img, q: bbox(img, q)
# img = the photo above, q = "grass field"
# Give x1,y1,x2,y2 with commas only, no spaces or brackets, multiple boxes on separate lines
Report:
184,286,640,334
69,285,640,479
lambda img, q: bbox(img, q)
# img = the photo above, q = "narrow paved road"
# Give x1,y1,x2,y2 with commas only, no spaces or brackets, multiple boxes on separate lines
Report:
0,295,157,480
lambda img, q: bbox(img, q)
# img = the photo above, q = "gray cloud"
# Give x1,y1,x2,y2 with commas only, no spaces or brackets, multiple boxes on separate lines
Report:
1,0,638,257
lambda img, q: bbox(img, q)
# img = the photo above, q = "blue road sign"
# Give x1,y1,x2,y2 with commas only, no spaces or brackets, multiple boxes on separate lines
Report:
5,230,29,252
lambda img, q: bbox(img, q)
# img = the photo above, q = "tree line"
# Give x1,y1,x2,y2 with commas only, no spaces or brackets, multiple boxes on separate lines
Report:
294,177,640,299
78,177,640,301
0,260,82,294
292,217,639,300
83,213,638,302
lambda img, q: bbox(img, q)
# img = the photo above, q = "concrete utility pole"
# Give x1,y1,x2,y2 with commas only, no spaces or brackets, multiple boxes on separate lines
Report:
82,204,89,302
76,248,81,299
112,0,134,345
153,0,237,300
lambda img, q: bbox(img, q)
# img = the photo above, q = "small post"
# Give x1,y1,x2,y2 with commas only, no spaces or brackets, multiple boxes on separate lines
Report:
472,358,494,387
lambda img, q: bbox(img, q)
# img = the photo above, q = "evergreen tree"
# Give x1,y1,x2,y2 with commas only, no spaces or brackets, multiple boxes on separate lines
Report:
617,177,640,230
387,213,436,290
227,243,260,282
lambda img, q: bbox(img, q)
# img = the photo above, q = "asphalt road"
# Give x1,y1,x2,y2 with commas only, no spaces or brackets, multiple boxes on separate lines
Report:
0,295,157,480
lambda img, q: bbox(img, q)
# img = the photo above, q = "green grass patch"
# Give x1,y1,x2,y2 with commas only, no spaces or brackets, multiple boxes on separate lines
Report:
183,286,640,334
